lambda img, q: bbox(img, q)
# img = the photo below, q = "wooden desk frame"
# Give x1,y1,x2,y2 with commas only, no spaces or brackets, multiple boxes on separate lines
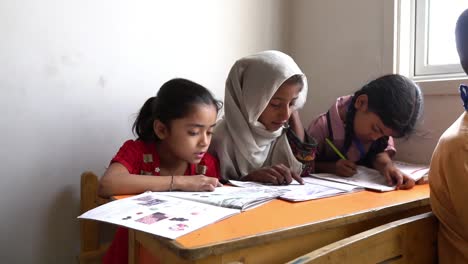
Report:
128,185,430,264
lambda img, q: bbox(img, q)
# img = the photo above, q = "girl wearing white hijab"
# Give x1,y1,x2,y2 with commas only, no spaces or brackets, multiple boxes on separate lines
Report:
210,50,312,185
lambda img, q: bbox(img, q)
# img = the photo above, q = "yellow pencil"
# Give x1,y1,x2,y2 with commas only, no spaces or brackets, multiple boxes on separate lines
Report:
325,138,347,160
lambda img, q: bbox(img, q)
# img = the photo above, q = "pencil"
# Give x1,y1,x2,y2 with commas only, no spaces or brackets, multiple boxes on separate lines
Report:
325,138,347,160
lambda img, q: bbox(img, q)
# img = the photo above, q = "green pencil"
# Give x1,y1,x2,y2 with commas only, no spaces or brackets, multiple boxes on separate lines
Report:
325,138,347,160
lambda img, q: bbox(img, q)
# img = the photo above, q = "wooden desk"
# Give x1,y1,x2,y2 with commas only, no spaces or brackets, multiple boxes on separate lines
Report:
129,184,430,264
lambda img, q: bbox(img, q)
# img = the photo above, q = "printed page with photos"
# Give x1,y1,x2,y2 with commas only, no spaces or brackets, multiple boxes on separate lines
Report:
159,186,284,211
78,192,239,239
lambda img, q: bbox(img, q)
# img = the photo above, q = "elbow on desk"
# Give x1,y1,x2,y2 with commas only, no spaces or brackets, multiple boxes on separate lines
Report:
98,176,113,198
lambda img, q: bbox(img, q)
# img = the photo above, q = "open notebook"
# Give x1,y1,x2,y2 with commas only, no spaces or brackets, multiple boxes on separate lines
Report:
311,161,429,192
229,177,363,202
393,161,429,182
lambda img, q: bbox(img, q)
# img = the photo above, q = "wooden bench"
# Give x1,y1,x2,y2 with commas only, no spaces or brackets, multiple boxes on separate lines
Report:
286,212,438,264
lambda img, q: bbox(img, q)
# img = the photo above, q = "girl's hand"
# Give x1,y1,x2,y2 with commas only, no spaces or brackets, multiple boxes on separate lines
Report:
335,160,357,177
175,175,222,192
381,164,415,190
243,164,304,185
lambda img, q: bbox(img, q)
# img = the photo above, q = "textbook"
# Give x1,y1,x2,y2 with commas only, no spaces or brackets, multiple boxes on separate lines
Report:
78,187,283,239
78,192,240,239
310,162,430,192
158,186,284,211
229,177,363,202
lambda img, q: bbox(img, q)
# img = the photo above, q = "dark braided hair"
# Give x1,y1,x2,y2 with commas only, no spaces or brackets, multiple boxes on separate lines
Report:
343,74,423,165
133,78,223,142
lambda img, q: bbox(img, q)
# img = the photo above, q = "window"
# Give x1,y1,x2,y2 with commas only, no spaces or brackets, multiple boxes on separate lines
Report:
413,0,467,78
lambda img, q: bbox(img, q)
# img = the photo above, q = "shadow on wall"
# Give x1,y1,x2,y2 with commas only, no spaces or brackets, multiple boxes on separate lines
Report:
39,185,79,263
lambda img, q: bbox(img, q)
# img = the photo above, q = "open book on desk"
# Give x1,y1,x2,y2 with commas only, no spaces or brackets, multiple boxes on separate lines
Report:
78,192,240,239
229,177,363,202
158,186,284,211
310,162,429,192
311,166,395,192
393,161,429,182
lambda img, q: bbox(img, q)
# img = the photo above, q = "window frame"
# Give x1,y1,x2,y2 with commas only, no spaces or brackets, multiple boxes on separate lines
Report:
413,0,464,77
393,0,467,95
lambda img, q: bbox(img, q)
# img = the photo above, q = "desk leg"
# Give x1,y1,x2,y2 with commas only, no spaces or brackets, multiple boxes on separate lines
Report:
128,229,139,264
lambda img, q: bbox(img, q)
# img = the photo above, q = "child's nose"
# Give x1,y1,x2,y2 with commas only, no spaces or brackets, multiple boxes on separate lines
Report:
199,133,209,146
279,106,291,121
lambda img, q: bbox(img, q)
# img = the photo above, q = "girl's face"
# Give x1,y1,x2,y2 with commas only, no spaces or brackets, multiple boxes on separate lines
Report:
258,82,302,131
353,95,396,143
154,104,217,164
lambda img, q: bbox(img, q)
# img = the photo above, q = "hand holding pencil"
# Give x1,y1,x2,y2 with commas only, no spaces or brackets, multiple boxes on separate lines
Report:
325,138,357,177
335,160,357,177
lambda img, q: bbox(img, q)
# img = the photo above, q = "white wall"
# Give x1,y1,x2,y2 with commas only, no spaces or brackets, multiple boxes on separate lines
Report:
288,0,464,163
0,0,288,263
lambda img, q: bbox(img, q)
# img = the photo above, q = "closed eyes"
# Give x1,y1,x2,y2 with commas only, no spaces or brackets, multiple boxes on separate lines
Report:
188,130,214,136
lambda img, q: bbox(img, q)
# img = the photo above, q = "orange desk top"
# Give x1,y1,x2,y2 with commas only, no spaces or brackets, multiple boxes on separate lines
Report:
174,184,429,248
118,184,430,255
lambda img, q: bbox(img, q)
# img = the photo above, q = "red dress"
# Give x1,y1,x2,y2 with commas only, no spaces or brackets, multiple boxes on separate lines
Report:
102,140,220,264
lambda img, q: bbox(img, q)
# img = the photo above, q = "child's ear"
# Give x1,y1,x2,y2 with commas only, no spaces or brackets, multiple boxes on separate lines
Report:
153,120,168,140
354,94,369,111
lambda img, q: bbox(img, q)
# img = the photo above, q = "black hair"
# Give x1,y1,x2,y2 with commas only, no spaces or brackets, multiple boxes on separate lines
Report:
456,9,468,73
343,74,423,165
133,78,223,142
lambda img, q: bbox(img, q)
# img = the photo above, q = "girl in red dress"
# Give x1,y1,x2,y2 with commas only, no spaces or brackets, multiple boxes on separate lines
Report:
100,78,223,264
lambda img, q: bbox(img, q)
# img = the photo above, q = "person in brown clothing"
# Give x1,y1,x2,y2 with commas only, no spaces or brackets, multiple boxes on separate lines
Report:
429,8,468,264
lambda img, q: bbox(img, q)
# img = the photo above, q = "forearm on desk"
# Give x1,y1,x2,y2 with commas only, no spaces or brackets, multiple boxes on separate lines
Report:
99,163,173,197
99,174,173,197
372,152,393,173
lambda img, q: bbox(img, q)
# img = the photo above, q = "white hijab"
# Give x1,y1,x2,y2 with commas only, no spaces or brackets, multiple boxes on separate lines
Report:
210,50,308,180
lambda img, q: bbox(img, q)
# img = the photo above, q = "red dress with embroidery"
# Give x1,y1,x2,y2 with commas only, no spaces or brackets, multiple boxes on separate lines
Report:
102,140,220,264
